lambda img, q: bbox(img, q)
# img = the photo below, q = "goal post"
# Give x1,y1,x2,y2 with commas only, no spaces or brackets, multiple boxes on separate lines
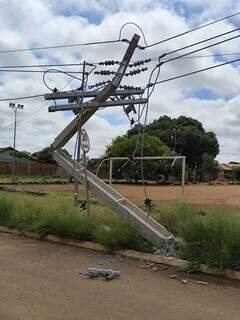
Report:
96,156,186,202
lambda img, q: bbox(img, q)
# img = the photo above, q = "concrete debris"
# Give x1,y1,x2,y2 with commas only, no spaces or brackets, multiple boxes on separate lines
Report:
181,279,188,284
196,281,208,286
82,268,121,280
153,240,175,257
152,267,158,272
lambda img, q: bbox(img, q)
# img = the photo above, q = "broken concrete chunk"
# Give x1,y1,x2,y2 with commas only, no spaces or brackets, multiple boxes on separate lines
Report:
83,267,121,280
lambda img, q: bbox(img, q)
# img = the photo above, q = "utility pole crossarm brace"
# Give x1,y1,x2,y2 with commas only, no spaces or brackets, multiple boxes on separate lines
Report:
44,89,145,100
48,98,148,112
47,34,140,150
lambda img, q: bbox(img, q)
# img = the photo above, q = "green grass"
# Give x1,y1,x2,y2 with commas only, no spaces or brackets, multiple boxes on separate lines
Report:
0,192,153,253
0,191,240,270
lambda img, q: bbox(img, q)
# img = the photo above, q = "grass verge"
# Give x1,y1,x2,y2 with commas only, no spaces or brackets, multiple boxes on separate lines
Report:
0,192,153,253
0,191,240,271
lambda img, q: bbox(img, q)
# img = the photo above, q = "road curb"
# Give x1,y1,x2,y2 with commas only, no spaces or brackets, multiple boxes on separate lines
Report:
1,226,240,281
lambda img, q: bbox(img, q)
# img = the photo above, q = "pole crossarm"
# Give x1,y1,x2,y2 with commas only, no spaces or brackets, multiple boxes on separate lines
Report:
48,98,148,112
44,88,145,100
48,33,140,150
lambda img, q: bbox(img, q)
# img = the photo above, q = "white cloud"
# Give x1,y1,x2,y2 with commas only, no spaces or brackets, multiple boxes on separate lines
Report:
0,0,240,163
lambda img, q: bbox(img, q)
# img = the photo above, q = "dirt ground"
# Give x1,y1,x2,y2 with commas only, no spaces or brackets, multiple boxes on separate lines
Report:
18,183,240,209
0,233,240,320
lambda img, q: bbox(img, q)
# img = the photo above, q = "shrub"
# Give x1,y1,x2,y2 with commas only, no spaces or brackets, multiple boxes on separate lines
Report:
178,210,240,270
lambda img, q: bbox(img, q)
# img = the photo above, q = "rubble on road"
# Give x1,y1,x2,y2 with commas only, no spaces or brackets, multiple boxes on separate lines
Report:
80,267,121,280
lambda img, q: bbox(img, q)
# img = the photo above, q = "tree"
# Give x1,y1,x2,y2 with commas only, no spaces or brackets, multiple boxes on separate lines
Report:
202,153,219,183
128,116,219,169
32,147,71,164
15,150,31,159
106,134,171,182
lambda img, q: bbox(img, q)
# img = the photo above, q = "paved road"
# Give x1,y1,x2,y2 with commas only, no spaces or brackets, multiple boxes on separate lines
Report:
0,233,240,320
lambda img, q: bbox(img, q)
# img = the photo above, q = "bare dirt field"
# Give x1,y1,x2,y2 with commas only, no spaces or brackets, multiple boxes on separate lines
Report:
17,183,240,209
0,232,240,320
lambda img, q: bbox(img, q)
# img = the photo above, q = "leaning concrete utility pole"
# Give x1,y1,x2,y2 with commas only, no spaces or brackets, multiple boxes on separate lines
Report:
45,34,174,247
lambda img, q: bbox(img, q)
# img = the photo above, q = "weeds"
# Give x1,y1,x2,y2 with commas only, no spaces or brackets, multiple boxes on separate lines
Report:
1,191,240,270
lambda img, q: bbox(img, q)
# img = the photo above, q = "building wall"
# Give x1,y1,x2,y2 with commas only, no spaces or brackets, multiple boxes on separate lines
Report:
0,162,57,176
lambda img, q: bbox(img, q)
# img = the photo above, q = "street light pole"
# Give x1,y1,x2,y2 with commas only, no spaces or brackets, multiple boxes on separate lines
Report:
9,103,24,183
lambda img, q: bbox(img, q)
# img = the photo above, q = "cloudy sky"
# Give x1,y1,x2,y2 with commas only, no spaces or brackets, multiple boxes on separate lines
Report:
0,0,240,162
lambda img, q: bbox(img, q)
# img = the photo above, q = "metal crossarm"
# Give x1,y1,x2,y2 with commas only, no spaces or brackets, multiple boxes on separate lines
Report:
48,98,148,112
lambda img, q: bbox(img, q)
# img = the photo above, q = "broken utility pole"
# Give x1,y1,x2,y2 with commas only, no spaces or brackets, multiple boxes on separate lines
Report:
44,34,173,247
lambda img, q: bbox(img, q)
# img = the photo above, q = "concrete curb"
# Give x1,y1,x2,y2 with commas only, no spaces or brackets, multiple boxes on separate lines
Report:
0,226,240,281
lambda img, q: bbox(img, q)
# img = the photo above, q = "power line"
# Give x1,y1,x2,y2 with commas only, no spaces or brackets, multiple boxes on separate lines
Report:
164,52,240,59
0,94,44,102
0,69,84,73
145,10,240,48
2,62,96,127
152,57,240,86
0,62,93,69
163,27,240,58
0,39,122,54
163,33,240,64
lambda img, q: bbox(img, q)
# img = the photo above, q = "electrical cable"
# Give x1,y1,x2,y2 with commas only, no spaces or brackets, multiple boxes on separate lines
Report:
0,94,45,102
163,33,240,65
162,26,240,58
0,39,122,54
0,62,95,69
2,64,88,128
119,22,148,47
0,69,84,74
152,56,240,86
140,63,162,215
145,10,240,48
43,68,83,92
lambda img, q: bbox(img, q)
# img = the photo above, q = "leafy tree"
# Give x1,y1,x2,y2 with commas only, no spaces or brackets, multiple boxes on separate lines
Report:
128,116,219,169
15,150,31,159
32,147,71,164
106,134,171,182
202,153,219,183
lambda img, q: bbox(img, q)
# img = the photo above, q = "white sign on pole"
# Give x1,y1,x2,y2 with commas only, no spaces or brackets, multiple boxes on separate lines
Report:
80,128,90,154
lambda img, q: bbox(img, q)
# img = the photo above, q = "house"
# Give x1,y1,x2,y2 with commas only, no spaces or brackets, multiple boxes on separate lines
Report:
219,163,240,181
0,147,38,164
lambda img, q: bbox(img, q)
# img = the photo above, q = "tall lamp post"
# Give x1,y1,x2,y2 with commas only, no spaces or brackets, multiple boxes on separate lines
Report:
9,103,24,183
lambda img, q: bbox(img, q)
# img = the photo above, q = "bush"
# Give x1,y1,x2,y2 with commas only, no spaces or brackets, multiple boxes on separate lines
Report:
178,210,240,270
95,216,153,252
0,195,15,226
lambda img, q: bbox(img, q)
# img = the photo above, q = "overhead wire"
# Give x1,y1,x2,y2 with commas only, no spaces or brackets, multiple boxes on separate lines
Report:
0,69,84,74
0,40,122,54
162,26,240,58
145,10,240,48
2,64,94,128
163,33,240,64
151,56,240,86
119,22,148,47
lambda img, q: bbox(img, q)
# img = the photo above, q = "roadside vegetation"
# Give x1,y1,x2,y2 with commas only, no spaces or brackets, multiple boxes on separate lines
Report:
0,174,68,184
0,191,240,271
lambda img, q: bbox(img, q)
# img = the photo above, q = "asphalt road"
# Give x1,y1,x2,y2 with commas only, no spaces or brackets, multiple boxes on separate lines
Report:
0,233,240,320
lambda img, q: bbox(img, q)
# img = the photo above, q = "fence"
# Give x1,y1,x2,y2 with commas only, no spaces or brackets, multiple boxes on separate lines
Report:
0,162,57,176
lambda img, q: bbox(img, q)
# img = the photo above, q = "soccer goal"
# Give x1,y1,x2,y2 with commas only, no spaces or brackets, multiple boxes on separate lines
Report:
96,156,186,202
